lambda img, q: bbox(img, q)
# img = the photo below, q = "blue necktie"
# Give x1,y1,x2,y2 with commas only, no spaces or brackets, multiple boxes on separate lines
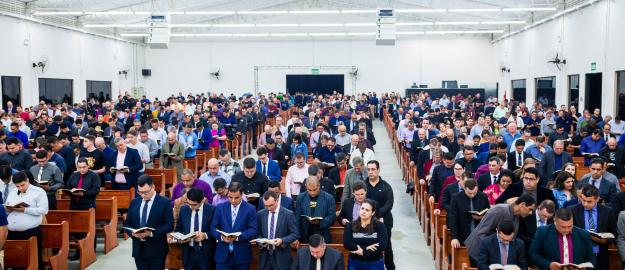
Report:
140,200,149,227
193,209,200,251
262,163,267,176
229,207,237,252
269,212,275,255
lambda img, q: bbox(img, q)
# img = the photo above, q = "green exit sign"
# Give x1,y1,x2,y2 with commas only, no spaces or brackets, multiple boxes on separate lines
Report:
312,67,319,74
591,62,597,71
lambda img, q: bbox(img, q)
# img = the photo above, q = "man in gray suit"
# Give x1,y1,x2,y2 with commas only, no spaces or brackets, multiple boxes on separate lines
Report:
340,156,368,203
579,157,619,203
291,234,344,270
538,140,573,182
615,211,625,264
464,194,536,263
257,190,299,270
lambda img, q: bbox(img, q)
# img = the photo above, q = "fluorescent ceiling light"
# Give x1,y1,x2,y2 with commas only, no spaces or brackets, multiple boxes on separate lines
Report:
426,30,465,34
255,23,299,27
84,11,134,15
344,23,376,27
168,11,185,15
170,24,212,27
233,33,270,37
185,11,236,15
396,31,425,35
170,33,195,37
436,21,479,25
396,9,446,13
126,24,149,28
396,22,434,26
271,33,309,37
84,24,124,28
480,20,525,25
134,11,151,15
212,24,255,27
34,11,84,15
341,10,377,13
464,30,504,34
300,23,343,27
346,32,376,36
502,7,556,12
120,33,149,37
448,8,501,12
309,32,346,36
290,10,340,14
196,33,232,37
236,10,287,14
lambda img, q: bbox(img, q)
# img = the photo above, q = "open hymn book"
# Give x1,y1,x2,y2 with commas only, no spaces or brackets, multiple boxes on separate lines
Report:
489,265,520,270
5,202,30,211
467,208,489,216
560,263,594,269
216,229,242,238
588,231,615,239
170,232,197,241
301,215,323,221
122,227,156,234
251,238,278,245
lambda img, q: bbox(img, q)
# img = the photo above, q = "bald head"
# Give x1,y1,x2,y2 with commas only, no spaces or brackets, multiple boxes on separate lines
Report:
608,137,617,148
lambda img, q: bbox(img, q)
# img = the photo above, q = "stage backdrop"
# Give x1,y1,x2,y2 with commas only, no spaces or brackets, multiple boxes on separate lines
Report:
286,74,344,95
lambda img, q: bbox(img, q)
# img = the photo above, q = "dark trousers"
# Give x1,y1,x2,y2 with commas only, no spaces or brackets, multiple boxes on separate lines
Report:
217,253,250,270
8,227,44,269
184,248,212,270
262,253,280,270
384,228,395,270
134,256,166,270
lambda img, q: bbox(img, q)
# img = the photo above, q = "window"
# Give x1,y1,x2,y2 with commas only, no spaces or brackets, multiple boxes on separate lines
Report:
511,79,526,102
568,75,579,108
86,80,112,102
618,71,625,120
1,76,21,108
39,78,73,104
536,76,556,107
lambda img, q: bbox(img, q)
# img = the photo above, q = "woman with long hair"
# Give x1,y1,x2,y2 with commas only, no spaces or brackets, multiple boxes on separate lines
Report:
483,170,514,205
343,199,388,270
551,171,577,208
562,162,577,181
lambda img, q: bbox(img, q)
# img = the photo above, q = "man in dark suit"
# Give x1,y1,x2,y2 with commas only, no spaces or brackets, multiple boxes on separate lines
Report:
124,175,174,270
572,184,617,270
507,140,531,172
392,108,405,129
495,168,556,205
256,190,299,270
410,128,429,164
210,181,258,270
350,123,376,147
291,234,344,270
538,140,573,183
259,181,294,212
256,147,282,182
66,158,101,210
529,207,596,270
107,138,144,190
517,199,556,266
170,188,216,270
266,139,287,170
274,132,291,167
600,137,625,178
295,176,336,244
578,157,618,203
195,122,213,150
477,220,528,270
337,181,367,225
477,156,504,191
447,179,490,249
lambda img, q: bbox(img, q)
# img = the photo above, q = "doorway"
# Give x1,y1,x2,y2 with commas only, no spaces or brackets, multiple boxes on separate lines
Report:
585,73,602,112
511,79,526,103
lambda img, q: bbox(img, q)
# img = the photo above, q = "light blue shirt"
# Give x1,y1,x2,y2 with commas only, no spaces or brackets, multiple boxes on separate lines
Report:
496,234,510,265
525,144,552,161
178,131,199,158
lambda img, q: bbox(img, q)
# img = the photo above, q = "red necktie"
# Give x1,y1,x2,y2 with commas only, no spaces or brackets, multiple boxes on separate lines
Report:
77,174,84,189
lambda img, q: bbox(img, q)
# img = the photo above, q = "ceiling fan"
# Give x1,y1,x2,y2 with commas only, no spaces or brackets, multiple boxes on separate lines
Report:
210,69,220,80
349,68,359,78
32,55,49,73
547,53,567,70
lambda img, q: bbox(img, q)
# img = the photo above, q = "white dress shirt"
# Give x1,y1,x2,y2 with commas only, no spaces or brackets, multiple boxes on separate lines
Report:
115,150,128,183
6,184,48,231
0,180,17,203
349,148,376,167
139,195,155,225
190,205,205,247
267,206,280,239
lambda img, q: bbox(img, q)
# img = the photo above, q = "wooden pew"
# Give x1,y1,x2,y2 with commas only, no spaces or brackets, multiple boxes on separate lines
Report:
609,245,622,270
41,221,70,270
462,263,478,270
56,198,119,254
330,226,344,243
434,211,447,270
165,243,184,270
147,172,166,196
46,209,97,269
452,246,471,270
98,188,135,239
441,226,451,270
184,157,198,174
5,236,38,270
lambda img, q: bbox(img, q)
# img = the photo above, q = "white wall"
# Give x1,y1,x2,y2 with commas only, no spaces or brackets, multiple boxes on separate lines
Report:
143,36,498,98
493,0,625,115
0,15,142,107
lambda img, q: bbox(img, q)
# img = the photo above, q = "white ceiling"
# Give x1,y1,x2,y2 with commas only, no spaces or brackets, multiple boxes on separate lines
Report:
17,0,588,39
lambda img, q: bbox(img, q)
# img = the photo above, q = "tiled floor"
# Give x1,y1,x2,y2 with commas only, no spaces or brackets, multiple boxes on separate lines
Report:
86,119,435,270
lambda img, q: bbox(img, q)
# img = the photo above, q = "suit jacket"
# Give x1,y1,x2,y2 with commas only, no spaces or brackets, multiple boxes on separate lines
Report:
107,147,143,189
477,234,527,270
256,207,299,270
256,160,282,182
295,191,336,243
447,190,490,243
160,141,186,174
477,172,502,191
277,143,292,163
579,177,618,203
66,171,101,209
194,128,213,150
439,182,462,212
259,195,295,212
572,203,616,270
538,151,573,182
350,129,376,146
124,194,174,259
210,201,258,264
340,168,368,202
615,211,625,260
600,146,625,178
416,149,432,179
269,147,288,170
507,151,532,172
494,183,556,206
465,204,518,260
338,197,357,222
291,246,344,270
529,225,596,270
176,203,216,265
342,144,358,157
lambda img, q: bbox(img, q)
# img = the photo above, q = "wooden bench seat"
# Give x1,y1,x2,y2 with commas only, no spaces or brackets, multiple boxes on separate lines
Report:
56,198,119,254
5,236,38,270
98,188,134,239
41,221,70,270
46,209,97,269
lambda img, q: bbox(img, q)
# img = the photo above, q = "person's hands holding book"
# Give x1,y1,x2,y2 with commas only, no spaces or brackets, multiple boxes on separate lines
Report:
350,245,364,256
132,231,150,239
73,191,84,197
451,239,460,248
221,235,236,243
273,238,283,247
194,231,207,242
472,214,484,221
341,218,350,225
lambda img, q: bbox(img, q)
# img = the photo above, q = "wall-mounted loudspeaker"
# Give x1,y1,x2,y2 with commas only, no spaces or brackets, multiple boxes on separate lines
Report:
142,69,151,76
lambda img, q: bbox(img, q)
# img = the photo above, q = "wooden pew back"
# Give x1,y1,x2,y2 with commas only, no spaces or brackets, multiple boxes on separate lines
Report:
46,209,97,269
4,236,38,269
41,221,70,270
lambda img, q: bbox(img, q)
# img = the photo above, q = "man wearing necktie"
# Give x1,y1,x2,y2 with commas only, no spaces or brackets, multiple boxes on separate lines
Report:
29,150,63,210
256,191,299,270
571,184,616,270
529,207,596,270
169,188,216,270
124,175,173,270
210,182,258,270
477,220,528,270
255,147,282,182
507,140,529,172
292,234,344,270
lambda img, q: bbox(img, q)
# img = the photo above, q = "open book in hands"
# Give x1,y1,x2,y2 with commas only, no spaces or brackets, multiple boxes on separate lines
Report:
123,227,156,234
560,262,594,269
111,166,129,172
251,238,278,246
467,208,489,216
62,188,86,195
301,215,323,221
170,232,197,241
588,231,615,239
216,229,242,238
489,264,520,270
5,201,30,210
245,193,260,199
